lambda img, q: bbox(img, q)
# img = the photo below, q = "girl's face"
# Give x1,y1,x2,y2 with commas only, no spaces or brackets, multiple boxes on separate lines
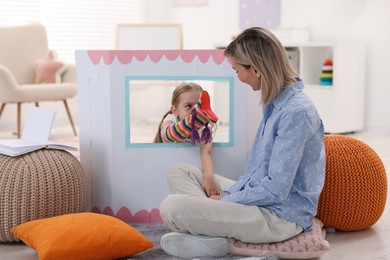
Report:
172,90,201,120
227,56,261,91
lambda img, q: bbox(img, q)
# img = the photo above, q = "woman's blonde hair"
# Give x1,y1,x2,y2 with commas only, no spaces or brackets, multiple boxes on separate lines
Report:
224,27,298,104
153,82,203,143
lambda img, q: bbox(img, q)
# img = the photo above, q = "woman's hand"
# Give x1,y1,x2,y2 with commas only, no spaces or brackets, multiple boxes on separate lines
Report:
202,175,220,197
210,195,222,200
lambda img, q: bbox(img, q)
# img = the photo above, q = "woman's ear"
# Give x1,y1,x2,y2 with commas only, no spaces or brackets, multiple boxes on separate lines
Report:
251,65,261,78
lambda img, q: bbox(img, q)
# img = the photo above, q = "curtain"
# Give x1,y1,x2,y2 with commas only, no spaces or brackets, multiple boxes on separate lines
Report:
0,0,145,62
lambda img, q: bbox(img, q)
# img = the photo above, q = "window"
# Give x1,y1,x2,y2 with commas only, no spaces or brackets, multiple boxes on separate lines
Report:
0,0,145,63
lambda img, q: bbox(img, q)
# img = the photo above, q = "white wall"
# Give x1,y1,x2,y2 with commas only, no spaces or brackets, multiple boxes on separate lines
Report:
145,0,390,132
145,0,241,49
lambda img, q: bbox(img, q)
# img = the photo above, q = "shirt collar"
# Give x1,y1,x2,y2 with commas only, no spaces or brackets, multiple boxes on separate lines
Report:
269,80,304,111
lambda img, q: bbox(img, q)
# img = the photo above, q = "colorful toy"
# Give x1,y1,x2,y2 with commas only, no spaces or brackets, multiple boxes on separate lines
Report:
319,59,333,86
163,91,218,144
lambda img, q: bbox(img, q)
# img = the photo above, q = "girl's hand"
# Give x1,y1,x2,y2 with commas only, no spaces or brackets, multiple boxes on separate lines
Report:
203,175,220,197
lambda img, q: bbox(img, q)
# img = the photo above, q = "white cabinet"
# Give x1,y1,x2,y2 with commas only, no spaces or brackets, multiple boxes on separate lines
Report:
284,42,365,134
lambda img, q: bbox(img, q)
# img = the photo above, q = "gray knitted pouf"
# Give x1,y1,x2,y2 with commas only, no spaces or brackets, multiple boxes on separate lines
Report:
0,149,88,242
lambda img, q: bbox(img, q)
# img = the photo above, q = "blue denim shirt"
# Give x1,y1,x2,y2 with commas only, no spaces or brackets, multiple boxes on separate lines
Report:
221,80,325,231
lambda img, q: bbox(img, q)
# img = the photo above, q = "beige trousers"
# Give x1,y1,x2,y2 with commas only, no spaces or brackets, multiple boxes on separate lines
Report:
160,162,303,244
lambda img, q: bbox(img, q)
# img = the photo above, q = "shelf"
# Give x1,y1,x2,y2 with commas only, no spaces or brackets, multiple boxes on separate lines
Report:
285,41,364,134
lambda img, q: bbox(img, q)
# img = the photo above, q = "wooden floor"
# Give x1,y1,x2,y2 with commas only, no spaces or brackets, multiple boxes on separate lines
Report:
0,129,390,260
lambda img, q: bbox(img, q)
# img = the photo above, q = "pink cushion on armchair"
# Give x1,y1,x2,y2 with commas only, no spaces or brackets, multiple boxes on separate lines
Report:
35,50,67,84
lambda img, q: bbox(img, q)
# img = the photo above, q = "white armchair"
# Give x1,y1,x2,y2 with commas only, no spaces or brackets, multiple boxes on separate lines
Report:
0,23,77,138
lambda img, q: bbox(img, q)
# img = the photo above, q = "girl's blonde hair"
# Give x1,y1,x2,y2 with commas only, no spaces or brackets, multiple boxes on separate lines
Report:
153,82,203,143
224,27,298,104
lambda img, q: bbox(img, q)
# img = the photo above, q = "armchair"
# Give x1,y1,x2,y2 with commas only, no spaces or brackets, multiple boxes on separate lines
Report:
0,23,77,138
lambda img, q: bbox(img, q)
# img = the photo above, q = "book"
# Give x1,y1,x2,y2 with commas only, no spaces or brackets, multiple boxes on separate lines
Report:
0,106,77,157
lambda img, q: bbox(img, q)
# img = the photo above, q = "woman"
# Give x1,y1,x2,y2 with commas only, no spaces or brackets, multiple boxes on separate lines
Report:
159,27,326,258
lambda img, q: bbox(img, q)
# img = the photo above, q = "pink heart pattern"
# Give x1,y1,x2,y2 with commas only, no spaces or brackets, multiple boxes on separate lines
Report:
87,50,225,65
91,206,163,223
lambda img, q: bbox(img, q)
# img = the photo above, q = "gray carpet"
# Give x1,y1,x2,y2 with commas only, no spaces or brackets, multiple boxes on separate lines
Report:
0,223,270,259
128,223,263,259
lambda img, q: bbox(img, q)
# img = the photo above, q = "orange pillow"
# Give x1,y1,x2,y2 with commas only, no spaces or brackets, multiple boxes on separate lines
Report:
11,212,153,260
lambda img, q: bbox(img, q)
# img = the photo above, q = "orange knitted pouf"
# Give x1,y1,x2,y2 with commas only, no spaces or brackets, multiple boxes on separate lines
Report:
0,149,88,242
317,135,387,231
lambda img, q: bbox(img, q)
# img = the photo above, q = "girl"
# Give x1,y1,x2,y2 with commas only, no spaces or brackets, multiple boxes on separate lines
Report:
153,82,220,197
159,27,326,258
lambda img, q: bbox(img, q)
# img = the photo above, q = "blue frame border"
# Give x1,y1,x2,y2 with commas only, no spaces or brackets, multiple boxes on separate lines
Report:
125,75,234,148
